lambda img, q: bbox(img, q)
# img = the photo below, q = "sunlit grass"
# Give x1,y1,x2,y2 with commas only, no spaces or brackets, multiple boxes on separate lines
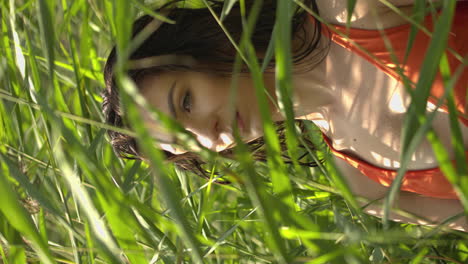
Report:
0,0,467,263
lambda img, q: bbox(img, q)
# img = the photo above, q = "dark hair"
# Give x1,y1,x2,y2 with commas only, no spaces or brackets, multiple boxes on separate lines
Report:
102,0,325,180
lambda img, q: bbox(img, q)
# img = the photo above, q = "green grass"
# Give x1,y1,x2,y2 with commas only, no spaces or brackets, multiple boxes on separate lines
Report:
0,0,467,263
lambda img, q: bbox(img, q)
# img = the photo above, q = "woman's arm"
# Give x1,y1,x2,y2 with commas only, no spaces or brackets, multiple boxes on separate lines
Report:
333,156,467,232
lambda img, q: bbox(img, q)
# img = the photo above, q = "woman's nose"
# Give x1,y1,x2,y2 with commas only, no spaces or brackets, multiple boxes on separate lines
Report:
184,116,222,150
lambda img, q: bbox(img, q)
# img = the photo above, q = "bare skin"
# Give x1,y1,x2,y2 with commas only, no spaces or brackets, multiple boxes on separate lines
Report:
305,0,468,231
140,0,468,231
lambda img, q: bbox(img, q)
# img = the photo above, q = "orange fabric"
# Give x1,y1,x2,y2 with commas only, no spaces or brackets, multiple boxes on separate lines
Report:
327,3,468,125
323,135,468,200
315,3,468,200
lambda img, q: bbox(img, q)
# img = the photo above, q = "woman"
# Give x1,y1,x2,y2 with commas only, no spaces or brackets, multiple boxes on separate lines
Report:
103,0,468,231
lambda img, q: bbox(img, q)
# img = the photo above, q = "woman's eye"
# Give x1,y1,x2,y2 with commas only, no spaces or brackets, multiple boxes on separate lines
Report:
182,91,192,113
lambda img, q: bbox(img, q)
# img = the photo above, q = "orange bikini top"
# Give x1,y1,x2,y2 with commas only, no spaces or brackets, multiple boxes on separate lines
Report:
315,2,468,199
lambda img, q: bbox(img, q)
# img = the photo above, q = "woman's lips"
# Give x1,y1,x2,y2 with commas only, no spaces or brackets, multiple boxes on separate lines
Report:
236,111,245,132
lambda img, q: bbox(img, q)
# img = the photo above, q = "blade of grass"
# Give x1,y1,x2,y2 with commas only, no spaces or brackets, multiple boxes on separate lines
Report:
238,0,298,210
382,65,462,228
52,146,124,263
130,0,175,24
232,139,289,263
403,0,426,62
384,0,457,228
0,154,56,264
220,0,238,21
439,54,468,207
203,208,257,257
235,0,295,261
274,0,302,176
0,92,136,137
117,74,204,263
346,0,357,29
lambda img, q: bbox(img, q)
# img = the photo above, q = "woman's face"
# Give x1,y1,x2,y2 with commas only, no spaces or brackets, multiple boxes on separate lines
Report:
139,71,279,154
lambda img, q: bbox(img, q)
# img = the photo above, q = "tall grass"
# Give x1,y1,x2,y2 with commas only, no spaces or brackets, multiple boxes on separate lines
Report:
0,0,467,263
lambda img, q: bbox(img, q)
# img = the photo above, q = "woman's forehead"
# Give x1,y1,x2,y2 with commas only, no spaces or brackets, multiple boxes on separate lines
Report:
138,72,182,153
139,72,178,115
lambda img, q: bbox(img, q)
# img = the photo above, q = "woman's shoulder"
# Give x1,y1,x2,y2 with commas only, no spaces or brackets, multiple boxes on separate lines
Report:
315,0,418,30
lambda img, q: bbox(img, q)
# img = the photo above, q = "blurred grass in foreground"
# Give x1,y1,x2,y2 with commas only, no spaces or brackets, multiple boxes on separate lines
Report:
0,0,467,263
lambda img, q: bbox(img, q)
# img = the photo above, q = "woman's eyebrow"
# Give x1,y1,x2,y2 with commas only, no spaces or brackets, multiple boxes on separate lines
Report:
168,81,177,118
